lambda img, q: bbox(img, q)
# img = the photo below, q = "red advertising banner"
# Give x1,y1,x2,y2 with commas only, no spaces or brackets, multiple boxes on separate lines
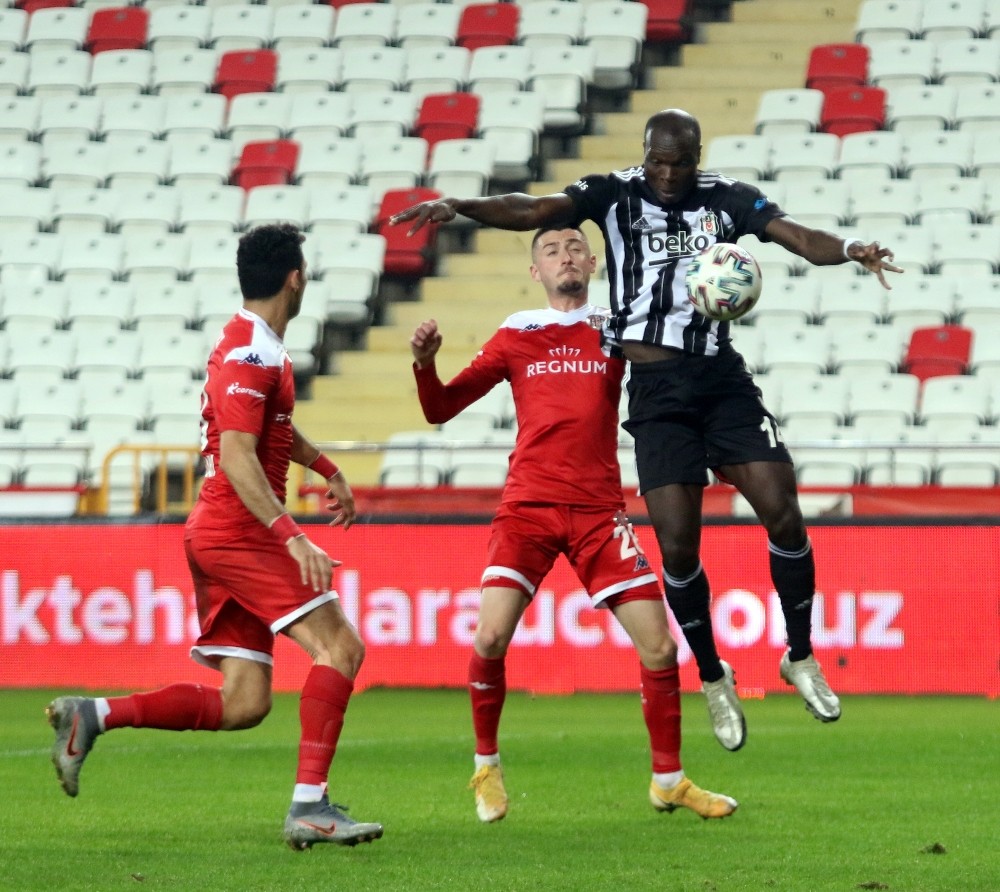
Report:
1,522,997,697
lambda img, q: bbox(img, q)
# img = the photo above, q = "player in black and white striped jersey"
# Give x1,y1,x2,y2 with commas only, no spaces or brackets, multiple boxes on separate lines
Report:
391,109,902,752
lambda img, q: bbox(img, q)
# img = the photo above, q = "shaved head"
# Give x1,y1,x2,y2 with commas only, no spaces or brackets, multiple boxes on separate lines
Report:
644,109,701,150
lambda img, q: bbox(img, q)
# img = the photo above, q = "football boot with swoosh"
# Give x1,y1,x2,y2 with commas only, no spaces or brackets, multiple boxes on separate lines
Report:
284,795,384,850
46,696,100,798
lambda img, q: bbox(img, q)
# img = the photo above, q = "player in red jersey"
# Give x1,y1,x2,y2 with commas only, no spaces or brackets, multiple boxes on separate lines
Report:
46,224,383,851
410,227,737,823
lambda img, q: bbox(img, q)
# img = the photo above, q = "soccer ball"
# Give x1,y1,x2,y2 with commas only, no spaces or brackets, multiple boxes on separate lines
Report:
685,243,763,322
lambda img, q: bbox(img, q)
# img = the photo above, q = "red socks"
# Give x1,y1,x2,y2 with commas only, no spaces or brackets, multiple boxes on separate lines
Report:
105,683,223,732
469,653,506,756
296,665,353,786
640,664,682,774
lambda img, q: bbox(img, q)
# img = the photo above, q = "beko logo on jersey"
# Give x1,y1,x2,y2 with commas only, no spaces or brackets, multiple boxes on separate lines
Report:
645,229,713,262
226,382,265,399
527,346,606,377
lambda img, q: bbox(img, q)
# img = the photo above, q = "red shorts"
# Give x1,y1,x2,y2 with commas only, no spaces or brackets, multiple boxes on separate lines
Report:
481,502,661,608
184,529,338,671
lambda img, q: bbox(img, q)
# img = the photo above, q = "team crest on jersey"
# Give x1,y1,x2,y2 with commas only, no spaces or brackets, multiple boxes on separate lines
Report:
586,314,607,330
698,212,721,235
549,345,581,357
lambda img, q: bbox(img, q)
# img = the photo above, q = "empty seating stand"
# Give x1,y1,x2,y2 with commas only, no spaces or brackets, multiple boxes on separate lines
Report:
214,49,277,101
903,325,974,382
231,139,299,190
374,186,442,280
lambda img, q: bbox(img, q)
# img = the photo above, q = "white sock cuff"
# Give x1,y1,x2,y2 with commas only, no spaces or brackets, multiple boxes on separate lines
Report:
474,753,501,769
94,697,110,733
663,563,703,589
768,538,812,560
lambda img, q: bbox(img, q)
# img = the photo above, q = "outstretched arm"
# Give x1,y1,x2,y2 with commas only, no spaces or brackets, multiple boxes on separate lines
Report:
390,192,576,236
764,217,903,290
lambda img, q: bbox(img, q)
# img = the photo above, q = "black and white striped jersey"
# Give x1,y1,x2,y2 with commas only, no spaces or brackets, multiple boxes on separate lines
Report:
564,169,785,356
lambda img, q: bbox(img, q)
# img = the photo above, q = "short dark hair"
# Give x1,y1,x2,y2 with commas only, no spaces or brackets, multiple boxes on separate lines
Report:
236,223,306,301
531,226,589,254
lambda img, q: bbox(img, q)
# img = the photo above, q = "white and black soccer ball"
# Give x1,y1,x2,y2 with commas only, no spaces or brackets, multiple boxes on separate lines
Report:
685,243,763,322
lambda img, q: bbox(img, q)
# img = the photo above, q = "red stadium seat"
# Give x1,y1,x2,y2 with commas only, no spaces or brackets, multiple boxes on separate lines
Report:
414,92,480,157
374,186,442,279
819,86,886,137
640,0,692,44
904,325,973,382
806,43,869,91
16,0,73,13
232,139,299,190
86,7,149,54
456,3,519,51
214,49,277,100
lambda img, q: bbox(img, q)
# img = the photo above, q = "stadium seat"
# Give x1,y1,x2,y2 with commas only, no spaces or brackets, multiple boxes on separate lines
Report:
275,47,343,94
208,5,274,54
703,134,770,180
866,38,936,89
920,0,987,43
123,232,191,286
854,0,923,43
954,83,1000,132
753,88,824,135
805,43,868,91
778,374,851,426
902,324,973,381
884,84,957,133
340,45,407,92
285,92,352,140
108,141,171,188
293,133,363,188
152,48,219,96
476,89,544,184
312,232,386,327
243,184,309,228
89,48,153,97
226,92,292,148
780,179,850,228
915,176,987,225
933,223,1000,275
27,49,91,99
43,141,110,189
0,8,27,52
0,95,40,141
639,0,691,45
414,91,480,154
749,278,818,325
528,44,595,135
836,130,902,180
24,6,88,52
350,91,419,142
147,5,211,52
359,135,429,208
0,51,29,96
767,133,839,181
214,49,277,100
759,322,832,374
467,44,532,93
378,432,451,487
902,131,974,180
271,3,335,50
956,276,1000,329
819,86,886,137
852,179,918,226
373,186,442,278
404,45,471,103
306,183,373,240
86,7,149,54
427,137,495,204
919,374,993,426
168,136,236,187
332,2,396,49
396,3,460,49
162,93,227,140
582,0,647,92
517,1,581,50
848,372,921,425
231,139,300,190
456,2,519,51
936,38,1000,86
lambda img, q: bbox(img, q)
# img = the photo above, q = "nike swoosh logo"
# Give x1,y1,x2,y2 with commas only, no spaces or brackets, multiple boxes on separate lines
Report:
65,714,82,757
296,820,337,836
469,682,495,690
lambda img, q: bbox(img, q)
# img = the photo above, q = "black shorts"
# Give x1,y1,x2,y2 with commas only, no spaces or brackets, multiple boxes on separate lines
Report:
622,345,791,493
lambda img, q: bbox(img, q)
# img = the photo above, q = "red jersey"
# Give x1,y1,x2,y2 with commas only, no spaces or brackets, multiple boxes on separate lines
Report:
414,304,624,507
186,309,295,541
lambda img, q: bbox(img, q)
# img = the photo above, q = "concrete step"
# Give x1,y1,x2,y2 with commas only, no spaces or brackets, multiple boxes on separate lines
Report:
599,108,759,142
700,21,852,44
679,42,813,70
730,0,860,25
626,88,771,119
648,65,806,92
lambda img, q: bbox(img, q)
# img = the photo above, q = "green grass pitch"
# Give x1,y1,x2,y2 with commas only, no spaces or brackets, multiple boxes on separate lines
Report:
2,689,998,892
